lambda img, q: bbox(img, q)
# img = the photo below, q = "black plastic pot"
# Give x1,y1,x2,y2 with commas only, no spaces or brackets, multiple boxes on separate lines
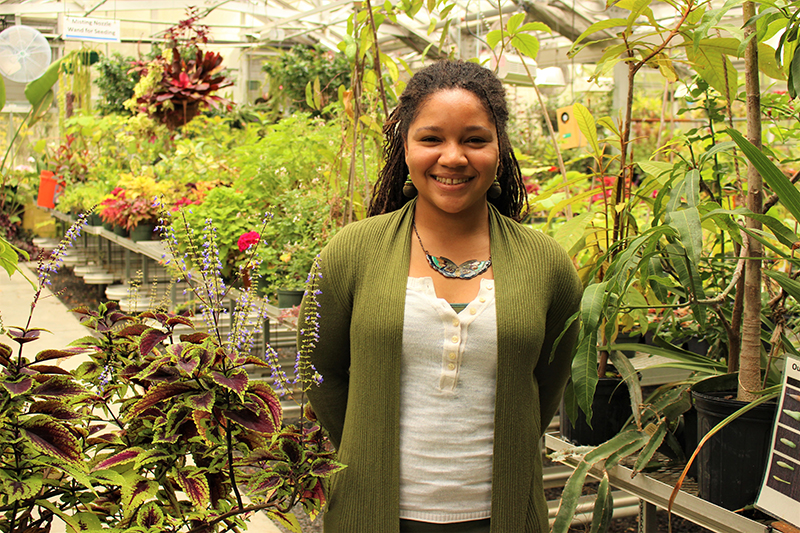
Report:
277,288,304,308
691,373,777,511
130,223,155,242
561,376,633,445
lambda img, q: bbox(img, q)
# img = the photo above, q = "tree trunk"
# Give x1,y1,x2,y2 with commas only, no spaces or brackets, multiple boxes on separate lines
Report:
738,0,763,402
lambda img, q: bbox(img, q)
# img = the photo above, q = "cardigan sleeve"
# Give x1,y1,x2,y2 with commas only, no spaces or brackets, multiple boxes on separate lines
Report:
533,246,583,434
299,233,354,450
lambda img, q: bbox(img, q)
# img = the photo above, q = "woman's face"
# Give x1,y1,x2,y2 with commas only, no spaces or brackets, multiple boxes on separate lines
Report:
404,89,499,218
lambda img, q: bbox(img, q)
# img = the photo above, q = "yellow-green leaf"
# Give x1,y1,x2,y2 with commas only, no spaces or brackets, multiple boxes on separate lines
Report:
507,12,526,33
511,33,540,60
573,102,599,156
570,18,627,50
486,29,503,49
518,22,552,34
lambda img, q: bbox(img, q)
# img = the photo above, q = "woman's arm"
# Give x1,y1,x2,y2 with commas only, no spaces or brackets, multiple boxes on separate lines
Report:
533,254,583,434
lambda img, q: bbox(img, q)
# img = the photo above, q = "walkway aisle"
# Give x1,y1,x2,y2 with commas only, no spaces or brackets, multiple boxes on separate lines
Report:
0,263,88,370
0,263,282,533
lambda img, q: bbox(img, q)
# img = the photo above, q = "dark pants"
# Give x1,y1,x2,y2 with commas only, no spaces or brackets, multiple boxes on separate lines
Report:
399,519,491,533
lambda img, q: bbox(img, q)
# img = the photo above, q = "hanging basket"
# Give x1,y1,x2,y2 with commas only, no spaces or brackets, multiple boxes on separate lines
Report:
156,100,202,130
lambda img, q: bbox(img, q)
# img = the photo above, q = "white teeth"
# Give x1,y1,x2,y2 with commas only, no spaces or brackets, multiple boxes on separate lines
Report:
435,176,471,185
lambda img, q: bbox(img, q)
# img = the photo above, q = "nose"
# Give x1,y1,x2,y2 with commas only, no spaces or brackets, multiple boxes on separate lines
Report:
439,141,467,167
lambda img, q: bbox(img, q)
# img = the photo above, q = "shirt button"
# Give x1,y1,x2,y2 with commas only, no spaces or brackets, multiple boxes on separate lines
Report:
447,363,456,371
452,318,460,327
479,297,486,303
470,308,477,315
487,283,494,290
451,335,459,343
448,352,457,360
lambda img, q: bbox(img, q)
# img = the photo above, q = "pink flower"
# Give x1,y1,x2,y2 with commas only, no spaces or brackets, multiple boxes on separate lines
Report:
238,231,260,252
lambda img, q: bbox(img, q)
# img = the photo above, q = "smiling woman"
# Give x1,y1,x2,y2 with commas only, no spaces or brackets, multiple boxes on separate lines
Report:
404,88,499,221
299,60,584,533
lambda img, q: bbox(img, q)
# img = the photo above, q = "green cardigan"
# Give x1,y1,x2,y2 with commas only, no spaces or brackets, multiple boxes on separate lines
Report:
300,200,583,532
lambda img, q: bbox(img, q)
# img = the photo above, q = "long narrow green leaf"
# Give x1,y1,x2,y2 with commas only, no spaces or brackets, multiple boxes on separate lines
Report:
552,462,591,533
0,75,5,113
585,428,645,463
609,349,642,428
574,102,600,157
728,128,800,222
25,51,74,109
610,342,727,371
573,332,599,425
668,169,700,212
763,270,800,302
666,206,703,264
633,421,667,475
546,187,599,222
605,431,649,468
589,473,614,533
664,242,706,326
569,18,627,49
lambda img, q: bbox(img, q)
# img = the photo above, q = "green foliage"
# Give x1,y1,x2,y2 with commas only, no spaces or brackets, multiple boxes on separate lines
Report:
94,52,139,116
0,234,28,280
55,180,108,214
262,45,351,116
232,113,340,194
179,187,263,278
258,185,341,293
0,215,340,532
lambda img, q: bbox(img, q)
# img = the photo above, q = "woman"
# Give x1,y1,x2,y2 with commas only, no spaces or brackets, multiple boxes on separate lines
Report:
300,60,583,532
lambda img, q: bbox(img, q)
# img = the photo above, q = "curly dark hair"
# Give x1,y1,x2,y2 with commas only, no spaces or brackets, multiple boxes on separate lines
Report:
367,59,527,221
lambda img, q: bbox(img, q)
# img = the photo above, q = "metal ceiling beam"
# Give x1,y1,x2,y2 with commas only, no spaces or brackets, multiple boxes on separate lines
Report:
515,0,615,43
256,0,354,32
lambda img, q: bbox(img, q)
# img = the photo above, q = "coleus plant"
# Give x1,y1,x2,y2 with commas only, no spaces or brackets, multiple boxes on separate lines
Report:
0,211,340,532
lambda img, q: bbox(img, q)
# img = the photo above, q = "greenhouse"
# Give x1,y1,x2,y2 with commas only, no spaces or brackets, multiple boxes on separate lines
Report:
1,0,799,532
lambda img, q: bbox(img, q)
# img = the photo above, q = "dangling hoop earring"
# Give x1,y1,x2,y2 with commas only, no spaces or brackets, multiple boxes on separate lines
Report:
488,179,502,199
403,178,417,198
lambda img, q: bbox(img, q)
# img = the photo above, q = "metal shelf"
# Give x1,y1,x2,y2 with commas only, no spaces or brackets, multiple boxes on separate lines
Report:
545,434,771,533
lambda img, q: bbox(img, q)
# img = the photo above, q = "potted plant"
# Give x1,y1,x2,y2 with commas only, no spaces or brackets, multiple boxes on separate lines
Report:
536,0,797,527
127,8,232,130
257,186,341,307
54,181,109,225
98,173,171,240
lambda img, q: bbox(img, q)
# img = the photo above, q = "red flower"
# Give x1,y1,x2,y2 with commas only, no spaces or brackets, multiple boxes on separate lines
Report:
549,166,559,172
238,231,261,252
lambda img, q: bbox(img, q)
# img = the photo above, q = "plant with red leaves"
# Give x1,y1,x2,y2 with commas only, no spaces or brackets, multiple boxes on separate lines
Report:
129,8,232,130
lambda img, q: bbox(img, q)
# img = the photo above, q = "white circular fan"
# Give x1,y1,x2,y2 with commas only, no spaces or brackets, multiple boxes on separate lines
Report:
0,25,51,83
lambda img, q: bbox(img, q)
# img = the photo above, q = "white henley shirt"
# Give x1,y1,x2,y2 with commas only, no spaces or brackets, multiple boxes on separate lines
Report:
398,276,498,523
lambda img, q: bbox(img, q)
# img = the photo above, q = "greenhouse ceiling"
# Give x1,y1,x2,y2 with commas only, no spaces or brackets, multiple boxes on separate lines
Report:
0,0,747,71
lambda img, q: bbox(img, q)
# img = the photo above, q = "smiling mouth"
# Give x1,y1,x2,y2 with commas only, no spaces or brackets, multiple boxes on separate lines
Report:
433,176,473,185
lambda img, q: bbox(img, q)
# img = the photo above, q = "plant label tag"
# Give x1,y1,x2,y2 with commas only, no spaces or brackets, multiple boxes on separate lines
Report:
756,356,800,528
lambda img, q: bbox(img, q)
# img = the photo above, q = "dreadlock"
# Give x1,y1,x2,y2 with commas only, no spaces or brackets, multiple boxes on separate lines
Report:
367,59,527,221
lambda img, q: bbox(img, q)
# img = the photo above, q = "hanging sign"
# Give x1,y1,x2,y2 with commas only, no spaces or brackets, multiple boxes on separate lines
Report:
59,15,120,43
756,356,800,528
